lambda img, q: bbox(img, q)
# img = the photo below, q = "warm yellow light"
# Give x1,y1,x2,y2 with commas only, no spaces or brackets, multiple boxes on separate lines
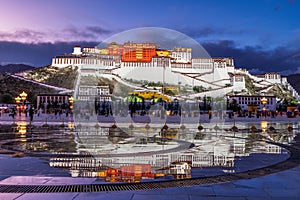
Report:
68,122,74,129
17,122,27,135
261,121,268,133
20,91,27,101
69,96,74,104
261,97,268,105
15,96,21,104
261,121,268,129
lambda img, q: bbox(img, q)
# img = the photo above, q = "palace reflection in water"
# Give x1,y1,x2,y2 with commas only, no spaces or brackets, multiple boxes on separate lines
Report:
38,123,292,183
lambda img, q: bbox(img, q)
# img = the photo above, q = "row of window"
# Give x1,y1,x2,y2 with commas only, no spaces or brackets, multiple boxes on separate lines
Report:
79,89,110,96
53,58,81,65
122,62,169,67
53,58,117,66
238,101,271,105
38,96,69,102
78,96,111,101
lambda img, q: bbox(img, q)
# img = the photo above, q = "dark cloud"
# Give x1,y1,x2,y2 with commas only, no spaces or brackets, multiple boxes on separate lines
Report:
292,53,300,59
202,40,300,75
0,41,98,67
274,6,280,11
0,29,45,43
62,27,97,39
0,40,299,75
62,26,112,40
288,0,296,5
86,26,111,35
178,27,251,39
0,26,113,43
180,27,220,38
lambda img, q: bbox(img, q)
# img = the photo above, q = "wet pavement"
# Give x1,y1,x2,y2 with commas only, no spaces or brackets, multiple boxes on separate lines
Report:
0,165,299,199
0,115,299,199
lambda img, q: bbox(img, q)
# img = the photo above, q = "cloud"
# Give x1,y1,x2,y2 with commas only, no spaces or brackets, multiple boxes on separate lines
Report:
292,53,300,59
288,0,296,5
274,6,280,11
86,26,111,35
202,40,300,74
0,29,46,43
0,40,299,75
180,27,220,38
0,41,98,67
177,26,251,39
0,26,113,43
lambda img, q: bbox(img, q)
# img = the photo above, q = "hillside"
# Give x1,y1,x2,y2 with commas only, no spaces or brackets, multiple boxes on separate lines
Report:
22,65,78,89
239,74,295,100
287,74,300,93
0,74,60,104
0,64,34,74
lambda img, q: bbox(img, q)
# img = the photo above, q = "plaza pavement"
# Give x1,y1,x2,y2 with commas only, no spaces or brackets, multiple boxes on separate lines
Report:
0,165,299,200
0,112,299,126
0,113,299,199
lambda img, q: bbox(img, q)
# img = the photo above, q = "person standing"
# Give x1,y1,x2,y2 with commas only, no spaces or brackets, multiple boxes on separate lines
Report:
29,106,34,123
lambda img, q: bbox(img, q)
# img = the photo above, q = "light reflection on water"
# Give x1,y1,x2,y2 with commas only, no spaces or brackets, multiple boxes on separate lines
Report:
2,123,297,183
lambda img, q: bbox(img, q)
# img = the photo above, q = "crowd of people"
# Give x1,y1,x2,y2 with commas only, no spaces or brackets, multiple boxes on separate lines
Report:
1,101,299,123
0,102,72,122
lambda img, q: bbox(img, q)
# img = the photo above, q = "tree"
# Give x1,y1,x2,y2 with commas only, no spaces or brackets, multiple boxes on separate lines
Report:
228,99,240,112
0,93,14,104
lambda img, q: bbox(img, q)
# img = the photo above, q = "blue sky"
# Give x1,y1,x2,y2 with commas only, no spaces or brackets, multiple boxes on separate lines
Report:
0,0,299,74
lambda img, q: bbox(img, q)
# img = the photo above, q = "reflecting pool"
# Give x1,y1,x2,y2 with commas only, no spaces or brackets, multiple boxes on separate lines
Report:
0,121,297,183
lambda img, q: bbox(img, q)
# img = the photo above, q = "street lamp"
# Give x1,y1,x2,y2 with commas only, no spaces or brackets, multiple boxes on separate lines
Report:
261,97,268,118
69,96,74,110
15,96,21,104
15,96,21,116
19,91,28,115
20,91,27,103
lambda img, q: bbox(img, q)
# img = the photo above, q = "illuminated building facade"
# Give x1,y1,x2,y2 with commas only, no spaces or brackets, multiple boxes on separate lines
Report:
49,43,299,98
122,42,157,62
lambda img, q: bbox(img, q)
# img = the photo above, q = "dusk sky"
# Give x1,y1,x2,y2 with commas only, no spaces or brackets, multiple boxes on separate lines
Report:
0,0,299,74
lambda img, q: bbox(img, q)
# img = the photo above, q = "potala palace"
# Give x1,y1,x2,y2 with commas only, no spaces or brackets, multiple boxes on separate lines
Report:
51,42,299,100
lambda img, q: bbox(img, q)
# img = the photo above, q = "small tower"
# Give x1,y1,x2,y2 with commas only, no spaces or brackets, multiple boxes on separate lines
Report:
72,46,82,55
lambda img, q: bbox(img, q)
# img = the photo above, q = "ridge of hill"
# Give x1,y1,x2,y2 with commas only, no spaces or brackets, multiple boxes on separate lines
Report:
21,65,78,89
0,74,61,104
0,64,34,74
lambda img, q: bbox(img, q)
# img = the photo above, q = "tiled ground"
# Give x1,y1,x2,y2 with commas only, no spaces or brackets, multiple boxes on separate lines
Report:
0,165,299,200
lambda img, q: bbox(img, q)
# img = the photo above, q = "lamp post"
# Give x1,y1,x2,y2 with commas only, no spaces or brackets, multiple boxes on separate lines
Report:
261,97,268,118
15,96,21,116
19,91,27,114
20,91,27,103
69,96,74,112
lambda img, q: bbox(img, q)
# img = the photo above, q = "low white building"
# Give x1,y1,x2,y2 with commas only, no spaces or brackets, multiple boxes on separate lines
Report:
77,85,111,102
264,72,281,84
171,48,192,63
228,95,277,111
230,74,246,91
36,94,70,108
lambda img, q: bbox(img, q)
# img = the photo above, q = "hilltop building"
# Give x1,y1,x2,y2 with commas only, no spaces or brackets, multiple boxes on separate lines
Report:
51,43,299,100
51,43,241,91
